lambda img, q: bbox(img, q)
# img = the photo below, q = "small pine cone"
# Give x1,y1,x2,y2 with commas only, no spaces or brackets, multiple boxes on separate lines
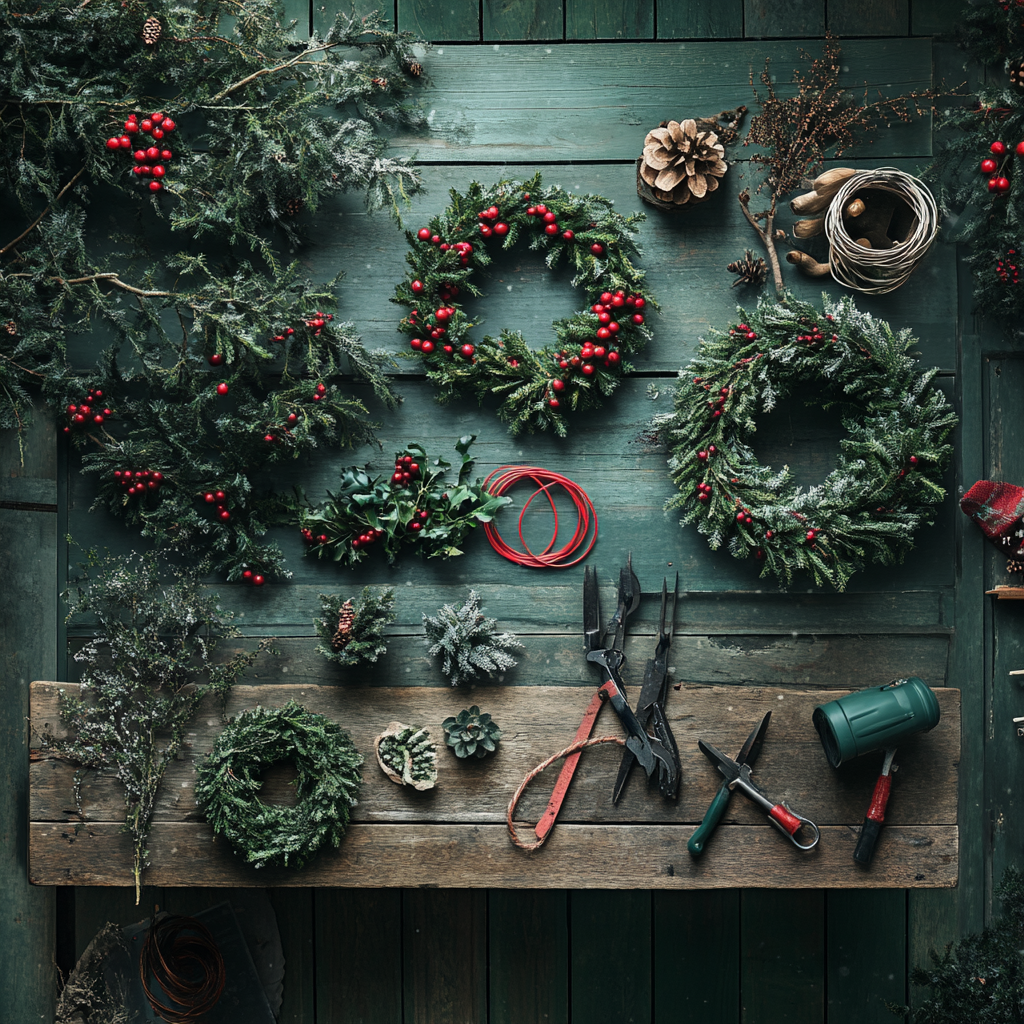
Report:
726,250,768,288
331,599,355,651
1010,60,1024,88
400,55,423,77
285,197,304,217
3,321,15,336
141,16,162,45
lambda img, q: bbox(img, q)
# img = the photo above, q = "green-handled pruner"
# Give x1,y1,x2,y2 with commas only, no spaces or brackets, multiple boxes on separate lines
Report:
687,711,772,857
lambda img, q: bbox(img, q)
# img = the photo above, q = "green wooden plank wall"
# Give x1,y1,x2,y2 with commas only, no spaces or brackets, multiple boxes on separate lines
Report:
11,1,992,1022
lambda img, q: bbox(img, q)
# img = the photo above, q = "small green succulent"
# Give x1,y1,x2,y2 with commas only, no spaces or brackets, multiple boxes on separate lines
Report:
441,706,503,760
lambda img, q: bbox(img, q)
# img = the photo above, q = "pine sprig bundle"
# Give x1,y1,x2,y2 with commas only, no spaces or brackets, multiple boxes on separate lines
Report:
929,2,1024,337
662,295,957,590
422,590,522,686
890,868,1024,1022
40,550,270,901
315,587,396,666
1,0,425,254
291,435,510,567
62,272,399,582
392,173,656,437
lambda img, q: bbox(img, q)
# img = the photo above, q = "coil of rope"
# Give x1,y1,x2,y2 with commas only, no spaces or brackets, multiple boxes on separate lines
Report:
140,914,226,1023
482,466,597,568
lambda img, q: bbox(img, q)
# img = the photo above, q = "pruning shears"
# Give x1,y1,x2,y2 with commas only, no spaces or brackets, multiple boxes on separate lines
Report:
697,721,820,852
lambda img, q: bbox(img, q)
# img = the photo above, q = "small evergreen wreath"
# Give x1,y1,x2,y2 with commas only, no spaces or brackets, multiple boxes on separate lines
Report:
663,295,957,591
392,173,656,437
195,701,362,869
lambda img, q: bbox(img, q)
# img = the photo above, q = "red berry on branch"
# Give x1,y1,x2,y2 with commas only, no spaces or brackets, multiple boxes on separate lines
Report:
140,119,153,132
149,180,162,192
242,570,253,580
633,298,645,309
133,150,146,162
607,350,620,366
215,491,226,501
535,204,547,215
204,492,215,503
253,575,265,586
1017,141,1024,156
992,141,1008,155
421,340,435,353
411,279,424,293
153,129,164,140
982,157,998,174
461,343,475,358
151,112,164,124
600,292,613,304
632,313,644,325
209,353,224,366
417,228,431,240
431,235,441,244
316,383,326,394
125,121,139,133
596,327,611,340
410,338,422,350
161,119,175,132
997,176,1011,192
494,222,509,236
487,205,499,219
611,294,625,307
161,149,172,160
590,243,605,256
544,223,559,235
152,165,165,178
219,510,231,521
216,382,229,395
264,433,275,443
581,363,595,376
145,146,159,160
608,321,620,333
909,455,918,465
562,229,574,240
552,378,565,392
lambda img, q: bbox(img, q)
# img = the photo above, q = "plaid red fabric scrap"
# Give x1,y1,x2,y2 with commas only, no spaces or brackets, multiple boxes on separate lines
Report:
960,479,1024,557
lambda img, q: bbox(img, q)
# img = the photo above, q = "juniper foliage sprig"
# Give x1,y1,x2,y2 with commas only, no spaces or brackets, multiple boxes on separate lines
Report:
422,590,522,686
315,587,396,666
290,435,510,567
662,294,957,591
742,35,944,292
1,0,425,255
392,173,656,437
41,550,270,902
928,2,1024,337
889,867,1024,1022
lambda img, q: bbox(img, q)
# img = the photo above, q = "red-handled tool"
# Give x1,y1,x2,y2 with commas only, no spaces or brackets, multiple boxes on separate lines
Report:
534,682,613,841
853,747,897,865
698,737,820,851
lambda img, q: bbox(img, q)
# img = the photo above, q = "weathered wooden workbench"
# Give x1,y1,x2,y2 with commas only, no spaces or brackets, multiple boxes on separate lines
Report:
4,0,1014,1021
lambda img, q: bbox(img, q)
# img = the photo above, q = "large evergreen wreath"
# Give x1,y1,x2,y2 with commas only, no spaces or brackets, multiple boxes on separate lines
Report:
392,173,656,437
663,296,957,590
195,701,363,870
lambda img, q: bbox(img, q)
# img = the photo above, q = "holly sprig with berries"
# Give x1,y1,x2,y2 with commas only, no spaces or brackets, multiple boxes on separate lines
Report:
661,295,957,591
929,1,1024,335
60,275,399,584
392,174,656,438
289,435,510,566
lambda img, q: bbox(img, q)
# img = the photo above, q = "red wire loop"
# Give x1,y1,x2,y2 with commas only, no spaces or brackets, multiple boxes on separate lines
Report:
483,466,597,568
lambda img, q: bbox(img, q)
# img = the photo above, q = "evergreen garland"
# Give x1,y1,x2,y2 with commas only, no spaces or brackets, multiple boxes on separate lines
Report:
314,587,396,666
392,173,656,437
195,700,363,869
891,867,1024,1022
41,550,269,901
422,590,522,686
930,1,1024,336
290,435,510,566
662,295,957,591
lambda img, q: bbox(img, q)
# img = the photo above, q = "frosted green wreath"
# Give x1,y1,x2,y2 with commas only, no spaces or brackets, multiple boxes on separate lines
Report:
663,295,957,591
195,701,362,869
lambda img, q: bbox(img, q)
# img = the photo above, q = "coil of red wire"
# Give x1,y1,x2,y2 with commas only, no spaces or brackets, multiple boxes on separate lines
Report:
482,466,597,568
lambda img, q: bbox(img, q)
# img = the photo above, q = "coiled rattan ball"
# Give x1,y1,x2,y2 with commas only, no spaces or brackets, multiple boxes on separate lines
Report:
824,168,938,295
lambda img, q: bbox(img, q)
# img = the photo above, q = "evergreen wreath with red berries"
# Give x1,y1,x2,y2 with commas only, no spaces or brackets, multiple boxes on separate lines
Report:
662,295,957,591
393,174,656,437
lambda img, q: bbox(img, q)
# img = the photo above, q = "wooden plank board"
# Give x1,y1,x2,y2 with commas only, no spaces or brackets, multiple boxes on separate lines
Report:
397,0,480,40
657,1,743,39
30,683,960,827
386,41,934,162
744,0,824,38
28,821,959,889
483,0,563,40
30,682,959,887
565,0,652,39
829,0,908,36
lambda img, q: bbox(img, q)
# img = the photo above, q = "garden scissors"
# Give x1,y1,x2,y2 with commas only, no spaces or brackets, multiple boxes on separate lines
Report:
611,573,681,803
697,723,820,851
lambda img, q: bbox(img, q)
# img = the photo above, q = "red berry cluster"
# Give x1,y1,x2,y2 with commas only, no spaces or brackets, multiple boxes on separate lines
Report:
416,229,475,268
997,249,1020,284
735,506,754,525
202,488,232,521
477,204,510,238
981,140,1024,193
63,389,112,434
105,112,177,193
240,570,266,586
696,481,713,502
300,527,330,546
408,305,464,357
728,322,759,341
112,468,164,496
391,453,421,486
267,311,334,345
524,201,604,254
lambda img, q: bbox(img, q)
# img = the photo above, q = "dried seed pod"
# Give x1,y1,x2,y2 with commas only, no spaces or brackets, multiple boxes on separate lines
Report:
375,721,438,790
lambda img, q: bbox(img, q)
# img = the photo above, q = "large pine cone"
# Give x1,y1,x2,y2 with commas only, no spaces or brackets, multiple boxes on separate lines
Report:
637,119,727,211
141,15,162,45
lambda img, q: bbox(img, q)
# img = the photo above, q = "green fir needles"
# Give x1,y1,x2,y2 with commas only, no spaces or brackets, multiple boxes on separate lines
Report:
315,587,396,667
195,701,363,869
43,551,270,901
422,590,522,686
